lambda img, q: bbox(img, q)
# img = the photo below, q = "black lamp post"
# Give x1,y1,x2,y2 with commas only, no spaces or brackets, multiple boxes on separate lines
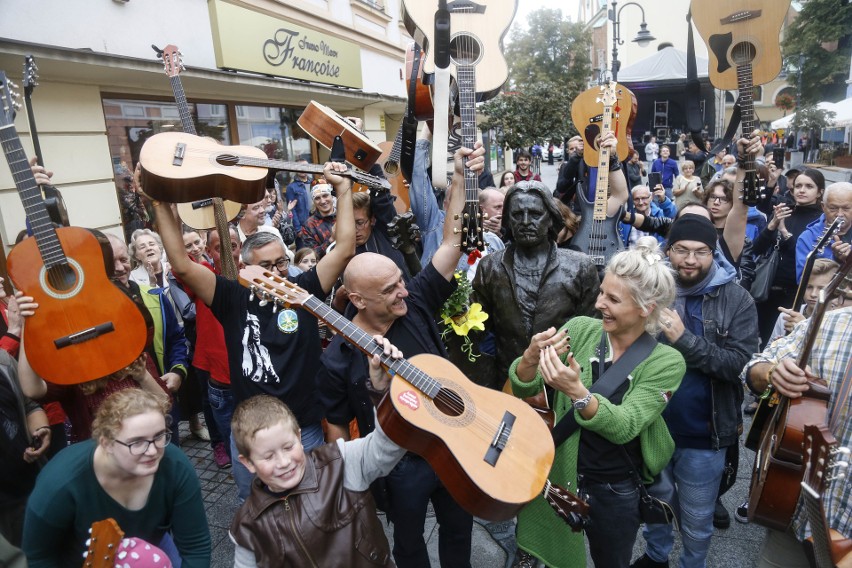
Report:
609,1,655,81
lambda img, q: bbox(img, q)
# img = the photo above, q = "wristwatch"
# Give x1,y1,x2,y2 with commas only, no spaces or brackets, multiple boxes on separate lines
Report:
572,392,593,410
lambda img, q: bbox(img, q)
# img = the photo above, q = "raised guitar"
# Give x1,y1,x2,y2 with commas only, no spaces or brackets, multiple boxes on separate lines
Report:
82,518,124,568
748,254,852,531
571,82,636,168
570,82,626,269
1,71,147,385
153,44,242,233
801,424,851,568
692,0,790,205
238,265,555,521
139,131,390,204
22,55,70,227
297,100,383,171
387,212,422,277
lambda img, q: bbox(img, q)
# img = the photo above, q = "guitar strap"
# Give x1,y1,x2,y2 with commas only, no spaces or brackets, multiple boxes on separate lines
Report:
551,332,658,446
684,9,706,150
430,0,452,190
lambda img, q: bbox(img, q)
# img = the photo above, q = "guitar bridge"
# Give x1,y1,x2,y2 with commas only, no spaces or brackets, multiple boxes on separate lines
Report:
54,322,116,349
484,411,515,466
173,142,186,166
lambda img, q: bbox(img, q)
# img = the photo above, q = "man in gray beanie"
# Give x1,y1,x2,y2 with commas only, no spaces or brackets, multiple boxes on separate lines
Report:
632,213,758,568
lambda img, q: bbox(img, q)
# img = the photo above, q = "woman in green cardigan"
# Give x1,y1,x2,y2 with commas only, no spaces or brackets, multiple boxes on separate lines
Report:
510,237,686,568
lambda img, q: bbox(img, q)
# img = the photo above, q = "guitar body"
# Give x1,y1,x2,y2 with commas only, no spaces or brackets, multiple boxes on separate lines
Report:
297,101,382,170
571,83,634,168
691,0,790,91
377,140,410,214
377,353,555,521
406,43,435,122
401,0,517,101
571,205,625,269
7,227,147,385
139,132,267,204
177,197,242,230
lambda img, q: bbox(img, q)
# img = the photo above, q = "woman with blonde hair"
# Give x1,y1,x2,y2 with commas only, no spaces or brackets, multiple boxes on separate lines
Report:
509,237,686,568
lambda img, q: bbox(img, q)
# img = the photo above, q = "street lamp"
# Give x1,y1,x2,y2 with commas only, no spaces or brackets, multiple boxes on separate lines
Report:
609,1,655,81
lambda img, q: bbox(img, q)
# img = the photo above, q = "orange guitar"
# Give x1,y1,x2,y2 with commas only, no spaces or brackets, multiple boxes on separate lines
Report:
1,71,147,385
571,82,635,168
238,265,555,521
82,518,124,568
297,100,383,171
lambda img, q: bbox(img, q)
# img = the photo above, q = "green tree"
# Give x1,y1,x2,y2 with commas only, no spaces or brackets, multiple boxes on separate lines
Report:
481,82,577,149
782,0,852,104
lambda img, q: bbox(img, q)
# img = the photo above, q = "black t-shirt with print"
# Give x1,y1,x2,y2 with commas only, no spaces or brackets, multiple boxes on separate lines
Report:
210,269,327,427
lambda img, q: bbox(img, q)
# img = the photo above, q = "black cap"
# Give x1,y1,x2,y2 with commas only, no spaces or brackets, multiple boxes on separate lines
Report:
667,214,717,251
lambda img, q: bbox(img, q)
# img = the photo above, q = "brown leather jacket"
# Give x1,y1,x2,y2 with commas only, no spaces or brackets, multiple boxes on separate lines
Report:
231,443,393,567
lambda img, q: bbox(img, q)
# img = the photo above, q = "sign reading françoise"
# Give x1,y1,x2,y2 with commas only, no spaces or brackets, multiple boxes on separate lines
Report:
208,0,363,89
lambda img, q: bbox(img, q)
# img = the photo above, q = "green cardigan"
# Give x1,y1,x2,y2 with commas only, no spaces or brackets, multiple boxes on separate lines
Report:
508,316,685,568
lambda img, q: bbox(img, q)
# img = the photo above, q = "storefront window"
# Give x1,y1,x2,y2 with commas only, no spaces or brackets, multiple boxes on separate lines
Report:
234,104,312,164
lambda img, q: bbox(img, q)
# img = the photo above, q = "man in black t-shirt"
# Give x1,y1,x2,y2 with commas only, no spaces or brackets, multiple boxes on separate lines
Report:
318,143,485,568
152,160,356,502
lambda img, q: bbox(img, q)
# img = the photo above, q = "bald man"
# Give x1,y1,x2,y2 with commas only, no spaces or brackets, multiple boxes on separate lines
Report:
317,143,485,568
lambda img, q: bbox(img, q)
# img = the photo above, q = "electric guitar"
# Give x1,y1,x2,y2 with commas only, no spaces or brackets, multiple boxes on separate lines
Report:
153,44,242,235
801,424,851,568
238,265,555,521
748,254,852,531
570,82,625,268
82,518,124,568
22,55,70,227
692,0,790,205
1,71,147,385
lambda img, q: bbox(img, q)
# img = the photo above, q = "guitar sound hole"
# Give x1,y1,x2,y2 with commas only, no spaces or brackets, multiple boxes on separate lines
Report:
731,42,757,65
216,154,239,166
449,34,481,66
46,264,78,292
434,388,465,417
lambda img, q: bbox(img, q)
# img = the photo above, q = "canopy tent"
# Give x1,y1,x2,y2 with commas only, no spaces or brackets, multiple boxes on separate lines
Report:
769,101,838,130
617,47,709,85
832,96,852,128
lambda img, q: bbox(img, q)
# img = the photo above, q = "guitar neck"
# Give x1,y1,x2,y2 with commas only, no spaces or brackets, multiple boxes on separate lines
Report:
457,61,484,253
735,61,761,205
23,93,45,167
0,122,66,267
592,100,614,221
235,156,388,190
803,492,835,568
169,75,197,136
384,127,403,177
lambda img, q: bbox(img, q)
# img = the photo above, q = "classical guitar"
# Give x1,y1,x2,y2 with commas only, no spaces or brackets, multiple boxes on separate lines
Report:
238,265,555,521
692,0,789,205
139,131,390,204
570,82,626,269
297,101,383,171
22,55,70,227
1,71,147,385
377,140,410,215
801,424,852,568
82,518,124,568
571,82,636,168
748,255,852,531
153,44,242,233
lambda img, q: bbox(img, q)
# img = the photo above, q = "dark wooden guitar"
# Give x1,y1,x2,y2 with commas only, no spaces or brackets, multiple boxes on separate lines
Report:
692,0,789,205
748,254,852,531
297,100,383,171
570,82,625,269
1,71,147,385
801,424,852,568
387,212,422,277
139,131,390,204
82,518,124,568
238,265,555,521
571,82,636,168
22,55,70,227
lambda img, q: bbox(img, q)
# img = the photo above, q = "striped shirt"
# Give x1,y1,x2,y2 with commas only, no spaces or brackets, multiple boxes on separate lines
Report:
741,307,852,541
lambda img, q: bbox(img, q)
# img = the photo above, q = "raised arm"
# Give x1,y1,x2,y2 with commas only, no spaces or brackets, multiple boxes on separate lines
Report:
725,132,763,262
314,161,355,293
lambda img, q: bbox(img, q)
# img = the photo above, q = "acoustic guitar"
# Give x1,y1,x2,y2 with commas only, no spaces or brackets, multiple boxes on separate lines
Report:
748,254,852,531
570,82,626,269
82,518,124,568
1,71,147,385
571,82,636,168
297,101,383,171
238,265,555,521
153,44,242,233
801,424,852,568
139,131,390,204
692,0,790,205
377,140,410,214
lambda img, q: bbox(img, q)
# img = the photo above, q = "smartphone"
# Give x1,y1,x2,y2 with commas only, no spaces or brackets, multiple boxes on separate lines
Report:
772,148,785,167
648,172,662,189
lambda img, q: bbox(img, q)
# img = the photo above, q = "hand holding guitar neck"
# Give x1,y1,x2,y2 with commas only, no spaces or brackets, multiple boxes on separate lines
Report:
29,156,53,186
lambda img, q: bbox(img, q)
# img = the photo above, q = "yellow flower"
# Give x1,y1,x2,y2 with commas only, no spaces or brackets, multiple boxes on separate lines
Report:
443,303,489,336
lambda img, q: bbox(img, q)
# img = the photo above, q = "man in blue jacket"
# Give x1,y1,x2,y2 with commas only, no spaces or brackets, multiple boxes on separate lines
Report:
619,184,677,246
651,146,680,199
794,182,852,282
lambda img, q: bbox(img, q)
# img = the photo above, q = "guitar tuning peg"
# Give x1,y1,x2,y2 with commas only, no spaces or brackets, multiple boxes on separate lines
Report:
258,292,269,307
453,228,461,234
248,286,257,301
272,299,280,314
453,214,460,221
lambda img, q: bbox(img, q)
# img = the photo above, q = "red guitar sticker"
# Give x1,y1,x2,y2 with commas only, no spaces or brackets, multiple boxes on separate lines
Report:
398,390,420,410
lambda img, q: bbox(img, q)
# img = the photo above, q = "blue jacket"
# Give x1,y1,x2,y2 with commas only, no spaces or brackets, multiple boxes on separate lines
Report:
286,180,311,232
141,285,189,377
650,158,680,189
619,197,677,246
795,214,852,283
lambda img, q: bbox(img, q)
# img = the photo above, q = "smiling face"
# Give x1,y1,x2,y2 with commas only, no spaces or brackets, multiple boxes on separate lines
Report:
183,231,205,263
110,237,132,286
516,156,531,173
632,186,652,214
313,190,334,216
660,146,670,160
104,411,168,478
245,201,267,229
507,191,552,248
667,239,715,287
596,273,646,336
240,420,306,493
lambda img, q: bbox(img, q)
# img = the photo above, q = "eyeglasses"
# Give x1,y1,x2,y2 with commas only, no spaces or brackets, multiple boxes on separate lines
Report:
670,246,714,259
355,219,371,228
709,195,730,204
113,431,171,455
258,258,290,271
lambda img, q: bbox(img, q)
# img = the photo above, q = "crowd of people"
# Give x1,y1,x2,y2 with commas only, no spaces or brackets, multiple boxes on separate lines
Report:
1,114,850,568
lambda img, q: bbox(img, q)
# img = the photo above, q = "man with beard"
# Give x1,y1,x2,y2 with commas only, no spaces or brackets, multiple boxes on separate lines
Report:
631,213,758,568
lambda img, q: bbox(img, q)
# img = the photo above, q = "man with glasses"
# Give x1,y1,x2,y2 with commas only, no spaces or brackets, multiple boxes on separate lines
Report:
350,190,412,282
620,185,676,246
795,182,852,282
632,213,758,568
151,161,356,502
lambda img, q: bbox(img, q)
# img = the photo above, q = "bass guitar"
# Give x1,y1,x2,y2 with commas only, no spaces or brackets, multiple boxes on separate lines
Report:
153,44,242,234
22,55,70,227
748,254,852,531
1,71,147,385
571,81,636,168
801,424,851,568
296,100,382,171
692,0,789,205
238,265,555,521
570,82,625,269
139,131,390,204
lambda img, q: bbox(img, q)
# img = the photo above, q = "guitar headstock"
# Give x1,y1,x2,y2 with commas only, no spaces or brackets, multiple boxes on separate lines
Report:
82,518,124,568
458,201,484,255
801,424,849,502
387,212,421,255
0,70,21,128
23,55,38,95
239,265,311,312
160,44,184,78
596,81,618,108
816,217,845,254
543,480,589,533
